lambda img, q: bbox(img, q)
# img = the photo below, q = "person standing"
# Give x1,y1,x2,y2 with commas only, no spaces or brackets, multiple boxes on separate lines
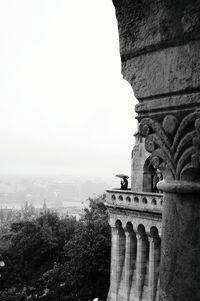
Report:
121,176,128,190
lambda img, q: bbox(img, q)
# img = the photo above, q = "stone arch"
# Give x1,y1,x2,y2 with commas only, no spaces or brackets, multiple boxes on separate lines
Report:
143,157,155,192
151,198,157,205
111,194,116,201
126,221,133,232
142,197,148,204
118,195,123,201
115,219,122,229
137,224,146,236
134,196,139,203
150,226,159,238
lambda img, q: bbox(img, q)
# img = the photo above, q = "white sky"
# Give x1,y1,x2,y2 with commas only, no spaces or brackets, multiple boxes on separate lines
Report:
0,0,137,179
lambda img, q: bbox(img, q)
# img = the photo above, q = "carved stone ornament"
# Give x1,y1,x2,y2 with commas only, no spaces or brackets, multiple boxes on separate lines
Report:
139,111,200,181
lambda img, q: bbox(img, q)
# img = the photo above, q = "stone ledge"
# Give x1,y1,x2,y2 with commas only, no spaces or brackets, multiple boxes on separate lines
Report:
107,204,162,219
136,91,200,119
157,180,200,193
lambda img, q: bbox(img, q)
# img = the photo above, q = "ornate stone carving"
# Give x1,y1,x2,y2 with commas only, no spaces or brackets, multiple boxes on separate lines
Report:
139,110,200,180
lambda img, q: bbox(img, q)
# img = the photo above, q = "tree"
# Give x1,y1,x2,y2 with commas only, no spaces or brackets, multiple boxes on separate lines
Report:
21,201,37,221
0,212,77,290
0,195,111,301
42,195,111,301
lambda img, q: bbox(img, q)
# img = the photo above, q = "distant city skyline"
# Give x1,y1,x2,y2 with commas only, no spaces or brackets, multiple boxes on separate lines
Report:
0,175,120,209
0,1,137,179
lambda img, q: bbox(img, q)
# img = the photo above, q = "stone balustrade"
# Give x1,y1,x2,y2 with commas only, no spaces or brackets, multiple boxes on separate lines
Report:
106,189,163,213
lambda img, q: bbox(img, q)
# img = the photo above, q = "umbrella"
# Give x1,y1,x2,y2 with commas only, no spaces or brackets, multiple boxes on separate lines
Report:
116,174,129,179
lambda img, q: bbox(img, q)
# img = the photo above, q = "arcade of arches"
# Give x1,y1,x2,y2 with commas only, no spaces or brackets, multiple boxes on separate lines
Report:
106,1,200,300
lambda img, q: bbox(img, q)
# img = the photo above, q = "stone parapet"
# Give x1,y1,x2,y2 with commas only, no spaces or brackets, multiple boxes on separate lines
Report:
106,189,163,213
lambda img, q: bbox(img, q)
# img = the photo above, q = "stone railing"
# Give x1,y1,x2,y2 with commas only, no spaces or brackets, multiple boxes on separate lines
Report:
106,189,163,213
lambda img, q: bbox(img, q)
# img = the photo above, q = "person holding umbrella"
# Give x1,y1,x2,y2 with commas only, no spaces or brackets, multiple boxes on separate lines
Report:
116,174,129,190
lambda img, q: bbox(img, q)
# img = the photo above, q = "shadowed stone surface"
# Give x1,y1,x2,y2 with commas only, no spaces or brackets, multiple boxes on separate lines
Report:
122,40,200,99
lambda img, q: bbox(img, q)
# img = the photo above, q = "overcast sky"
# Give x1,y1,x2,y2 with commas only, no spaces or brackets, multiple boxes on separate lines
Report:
0,0,137,179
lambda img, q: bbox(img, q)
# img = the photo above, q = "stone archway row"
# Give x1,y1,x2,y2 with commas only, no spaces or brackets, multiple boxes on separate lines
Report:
107,218,161,301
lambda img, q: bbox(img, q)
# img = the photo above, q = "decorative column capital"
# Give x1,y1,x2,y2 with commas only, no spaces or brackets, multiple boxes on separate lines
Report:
147,235,154,244
124,228,133,238
136,233,142,241
139,111,200,182
123,222,134,236
147,231,161,247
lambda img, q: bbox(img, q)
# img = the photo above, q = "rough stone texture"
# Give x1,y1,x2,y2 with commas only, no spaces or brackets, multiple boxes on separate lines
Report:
111,0,200,300
113,0,200,60
122,40,200,99
113,0,200,99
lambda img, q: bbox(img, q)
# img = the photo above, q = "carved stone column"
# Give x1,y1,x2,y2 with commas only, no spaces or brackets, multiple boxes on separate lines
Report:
148,230,161,301
136,229,149,300
108,222,125,301
123,224,137,300
111,1,200,300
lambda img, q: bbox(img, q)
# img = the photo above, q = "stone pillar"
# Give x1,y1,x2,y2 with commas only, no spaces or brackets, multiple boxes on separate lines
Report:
111,1,200,300
108,223,125,301
157,182,200,301
139,112,200,301
123,224,137,300
148,231,161,301
136,230,149,300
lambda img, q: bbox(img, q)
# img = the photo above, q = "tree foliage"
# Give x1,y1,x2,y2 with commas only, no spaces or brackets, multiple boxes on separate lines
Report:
0,195,111,301
0,211,77,290
63,195,111,300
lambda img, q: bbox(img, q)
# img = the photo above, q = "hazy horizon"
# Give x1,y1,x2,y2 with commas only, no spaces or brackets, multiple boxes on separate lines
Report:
0,174,122,209
0,1,137,179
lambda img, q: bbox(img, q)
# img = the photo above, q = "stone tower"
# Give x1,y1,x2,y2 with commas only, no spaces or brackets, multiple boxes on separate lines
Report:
107,1,200,300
